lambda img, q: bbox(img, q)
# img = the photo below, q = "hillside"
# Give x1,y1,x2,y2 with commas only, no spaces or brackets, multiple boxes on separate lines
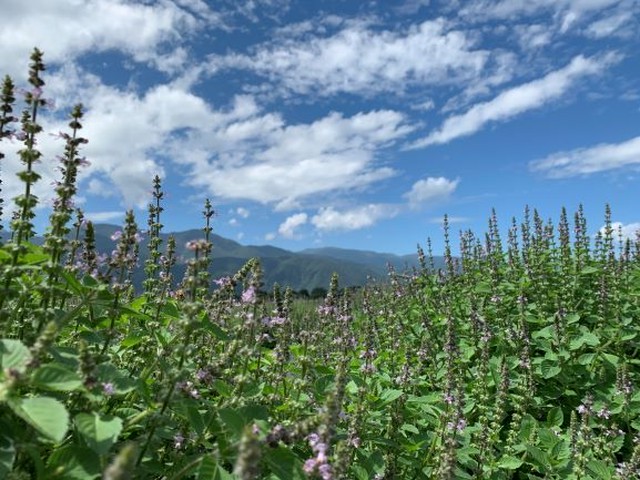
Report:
1,225,445,292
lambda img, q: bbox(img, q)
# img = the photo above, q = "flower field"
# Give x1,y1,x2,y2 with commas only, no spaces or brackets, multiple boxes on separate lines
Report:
1,49,640,480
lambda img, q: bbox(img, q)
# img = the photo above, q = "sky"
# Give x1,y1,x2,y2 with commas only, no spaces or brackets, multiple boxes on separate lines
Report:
0,0,639,256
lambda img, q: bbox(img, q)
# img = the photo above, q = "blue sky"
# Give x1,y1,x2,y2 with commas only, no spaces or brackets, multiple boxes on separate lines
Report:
1,0,639,255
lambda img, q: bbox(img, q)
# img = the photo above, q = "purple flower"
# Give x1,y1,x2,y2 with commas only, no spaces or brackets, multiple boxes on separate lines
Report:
242,286,257,304
174,433,185,449
214,276,232,288
262,316,286,327
110,230,122,241
102,382,115,396
303,458,317,474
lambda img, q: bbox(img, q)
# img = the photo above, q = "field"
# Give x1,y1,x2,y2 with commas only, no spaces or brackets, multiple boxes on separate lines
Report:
1,49,640,480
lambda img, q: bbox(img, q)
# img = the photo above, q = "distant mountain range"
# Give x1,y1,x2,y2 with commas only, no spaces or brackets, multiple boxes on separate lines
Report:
2,224,446,292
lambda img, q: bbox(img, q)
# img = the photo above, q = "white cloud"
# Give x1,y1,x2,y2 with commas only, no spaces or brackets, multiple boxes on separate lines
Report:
236,207,250,218
529,135,640,177
404,177,459,208
277,213,308,238
410,53,619,148
179,109,412,209
412,99,436,111
599,222,640,241
208,18,497,97
513,24,553,50
0,0,206,80
311,204,399,232
458,0,623,22
265,232,276,241
1,65,214,211
585,10,636,38
229,218,239,226
84,211,124,223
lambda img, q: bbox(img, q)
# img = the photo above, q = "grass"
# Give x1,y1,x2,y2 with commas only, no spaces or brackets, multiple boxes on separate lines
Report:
1,48,640,480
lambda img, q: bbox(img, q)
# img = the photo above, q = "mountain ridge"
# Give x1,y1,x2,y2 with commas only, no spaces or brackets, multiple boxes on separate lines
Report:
1,224,445,292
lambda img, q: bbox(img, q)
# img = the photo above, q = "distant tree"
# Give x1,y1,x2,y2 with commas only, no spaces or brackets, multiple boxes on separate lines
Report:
310,287,327,299
297,288,310,298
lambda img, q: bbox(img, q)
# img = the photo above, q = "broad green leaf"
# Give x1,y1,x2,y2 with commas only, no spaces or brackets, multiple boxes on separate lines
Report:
0,339,31,373
526,445,550,471
580,266,599,275
46,444,100,480
379,389,404,406
196,456,235,480
498,456,524,470
587,459,613,480
570,331,600,350
32,364,83,391
9,396,69,443
546,407,563,428
401,423,420,435
95,364,137,394
74,412,123,455
264,446,304,480
218,408,245,437
540,360,562,379
213,379,233,397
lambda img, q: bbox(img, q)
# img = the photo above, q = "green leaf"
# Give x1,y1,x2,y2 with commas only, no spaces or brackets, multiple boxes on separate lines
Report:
0,339,31,374
95,364,137,394
196,456,235,480
218,408,245,437
46,445,100,480
32,364,83,391
378,389,404,406
213,379,233,397
264,446,304,480
498,456,524,470
570,331,600,350
9,396,69,443
587,459,613,480
475,282,492,294
540,360,562,379
74,412,123,456
546,407,564,428
580,266,599,275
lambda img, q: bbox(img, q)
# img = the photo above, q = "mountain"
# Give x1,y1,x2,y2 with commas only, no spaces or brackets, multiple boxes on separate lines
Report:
2,224,446,292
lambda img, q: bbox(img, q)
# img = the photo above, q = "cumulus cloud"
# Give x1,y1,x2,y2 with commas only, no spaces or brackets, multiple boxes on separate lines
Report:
1,64,215,210
404,177,459,208
277,213,308,238
529,135,640,178
410,53,620,148
0,0,210,79
178,109,412,210
311,204,399,232
207,18,503,98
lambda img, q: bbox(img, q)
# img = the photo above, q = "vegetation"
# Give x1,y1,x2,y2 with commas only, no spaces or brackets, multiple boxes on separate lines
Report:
1,49,640,479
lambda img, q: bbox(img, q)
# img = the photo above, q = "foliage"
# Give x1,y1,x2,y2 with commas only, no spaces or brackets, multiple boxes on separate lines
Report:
1,50,640,479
